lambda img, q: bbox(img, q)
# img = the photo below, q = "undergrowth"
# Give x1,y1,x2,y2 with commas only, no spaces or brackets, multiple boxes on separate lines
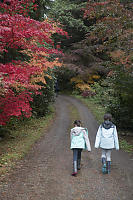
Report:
0,106,55,181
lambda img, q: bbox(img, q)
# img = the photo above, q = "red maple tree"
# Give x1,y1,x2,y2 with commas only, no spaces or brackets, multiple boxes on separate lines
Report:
0,0,68,125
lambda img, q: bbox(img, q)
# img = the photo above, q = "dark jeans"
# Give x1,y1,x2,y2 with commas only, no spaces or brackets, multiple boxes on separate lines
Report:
73,148,82,162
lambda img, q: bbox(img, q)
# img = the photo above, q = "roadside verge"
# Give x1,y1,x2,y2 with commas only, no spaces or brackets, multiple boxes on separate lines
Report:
0,107,55,181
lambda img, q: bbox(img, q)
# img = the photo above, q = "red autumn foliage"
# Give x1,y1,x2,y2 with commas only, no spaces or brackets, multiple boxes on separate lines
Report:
0,90,33,125
83,0,133,68
0,0,68,125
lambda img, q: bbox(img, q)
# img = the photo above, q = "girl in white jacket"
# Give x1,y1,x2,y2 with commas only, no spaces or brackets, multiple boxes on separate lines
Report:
95,113,119,174
70,120,91,176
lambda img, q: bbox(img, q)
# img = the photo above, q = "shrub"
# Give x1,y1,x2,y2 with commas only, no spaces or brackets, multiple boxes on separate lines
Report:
54,66,77,92
81,90,96,98
30,70,55,117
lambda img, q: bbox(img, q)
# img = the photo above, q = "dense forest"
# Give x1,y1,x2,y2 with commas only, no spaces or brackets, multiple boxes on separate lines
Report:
49,0,133,131
0,0,133,132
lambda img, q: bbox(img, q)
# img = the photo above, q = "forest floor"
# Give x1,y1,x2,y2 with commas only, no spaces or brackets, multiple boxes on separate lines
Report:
0,95,133,200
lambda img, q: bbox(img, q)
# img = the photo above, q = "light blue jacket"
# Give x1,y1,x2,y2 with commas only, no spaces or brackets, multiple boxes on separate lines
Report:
95,125,119,150
70,127,91,151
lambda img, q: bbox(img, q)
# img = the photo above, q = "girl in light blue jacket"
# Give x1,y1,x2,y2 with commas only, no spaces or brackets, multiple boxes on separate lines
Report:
70,120,91,176
95,113,119,174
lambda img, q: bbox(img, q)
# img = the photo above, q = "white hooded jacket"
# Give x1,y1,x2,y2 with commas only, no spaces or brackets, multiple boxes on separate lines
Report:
70,127,91,151
95,122,119,150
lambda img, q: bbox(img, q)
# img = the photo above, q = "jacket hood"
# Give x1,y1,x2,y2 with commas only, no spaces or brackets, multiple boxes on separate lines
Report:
71,127,85,136
102,120,114,129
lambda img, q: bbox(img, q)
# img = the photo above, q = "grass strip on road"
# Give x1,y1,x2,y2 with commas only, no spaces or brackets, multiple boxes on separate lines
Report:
73,95,105,125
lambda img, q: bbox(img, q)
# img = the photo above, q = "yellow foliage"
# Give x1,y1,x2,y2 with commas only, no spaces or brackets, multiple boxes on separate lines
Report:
87,80,94,84
45,74,52,79
71,74,101,92
26,51,62,71
75,83,90,92
92,75,100,80
30,76,46,85
70,77,83,84
22,50,62,87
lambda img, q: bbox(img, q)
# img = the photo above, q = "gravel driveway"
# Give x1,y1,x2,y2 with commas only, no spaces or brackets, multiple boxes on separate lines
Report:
0,95,133,200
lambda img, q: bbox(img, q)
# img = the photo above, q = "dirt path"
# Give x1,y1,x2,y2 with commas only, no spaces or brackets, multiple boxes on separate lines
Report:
0,95,133,200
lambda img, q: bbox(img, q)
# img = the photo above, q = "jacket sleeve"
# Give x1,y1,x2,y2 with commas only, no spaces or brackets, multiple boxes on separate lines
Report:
95,126,101,148
113,126,119,150
70,129,73,141
83,129,91,152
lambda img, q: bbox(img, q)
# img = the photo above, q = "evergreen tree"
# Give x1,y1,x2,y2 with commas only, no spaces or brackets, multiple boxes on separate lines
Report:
48,0,88,48
31,0,55,21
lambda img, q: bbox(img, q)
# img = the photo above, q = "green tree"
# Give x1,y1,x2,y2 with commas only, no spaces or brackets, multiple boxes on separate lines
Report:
48,0,88,48
30,0,55,21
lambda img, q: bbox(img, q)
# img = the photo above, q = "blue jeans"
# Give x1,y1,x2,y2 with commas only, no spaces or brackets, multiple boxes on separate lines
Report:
73,148,82,162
